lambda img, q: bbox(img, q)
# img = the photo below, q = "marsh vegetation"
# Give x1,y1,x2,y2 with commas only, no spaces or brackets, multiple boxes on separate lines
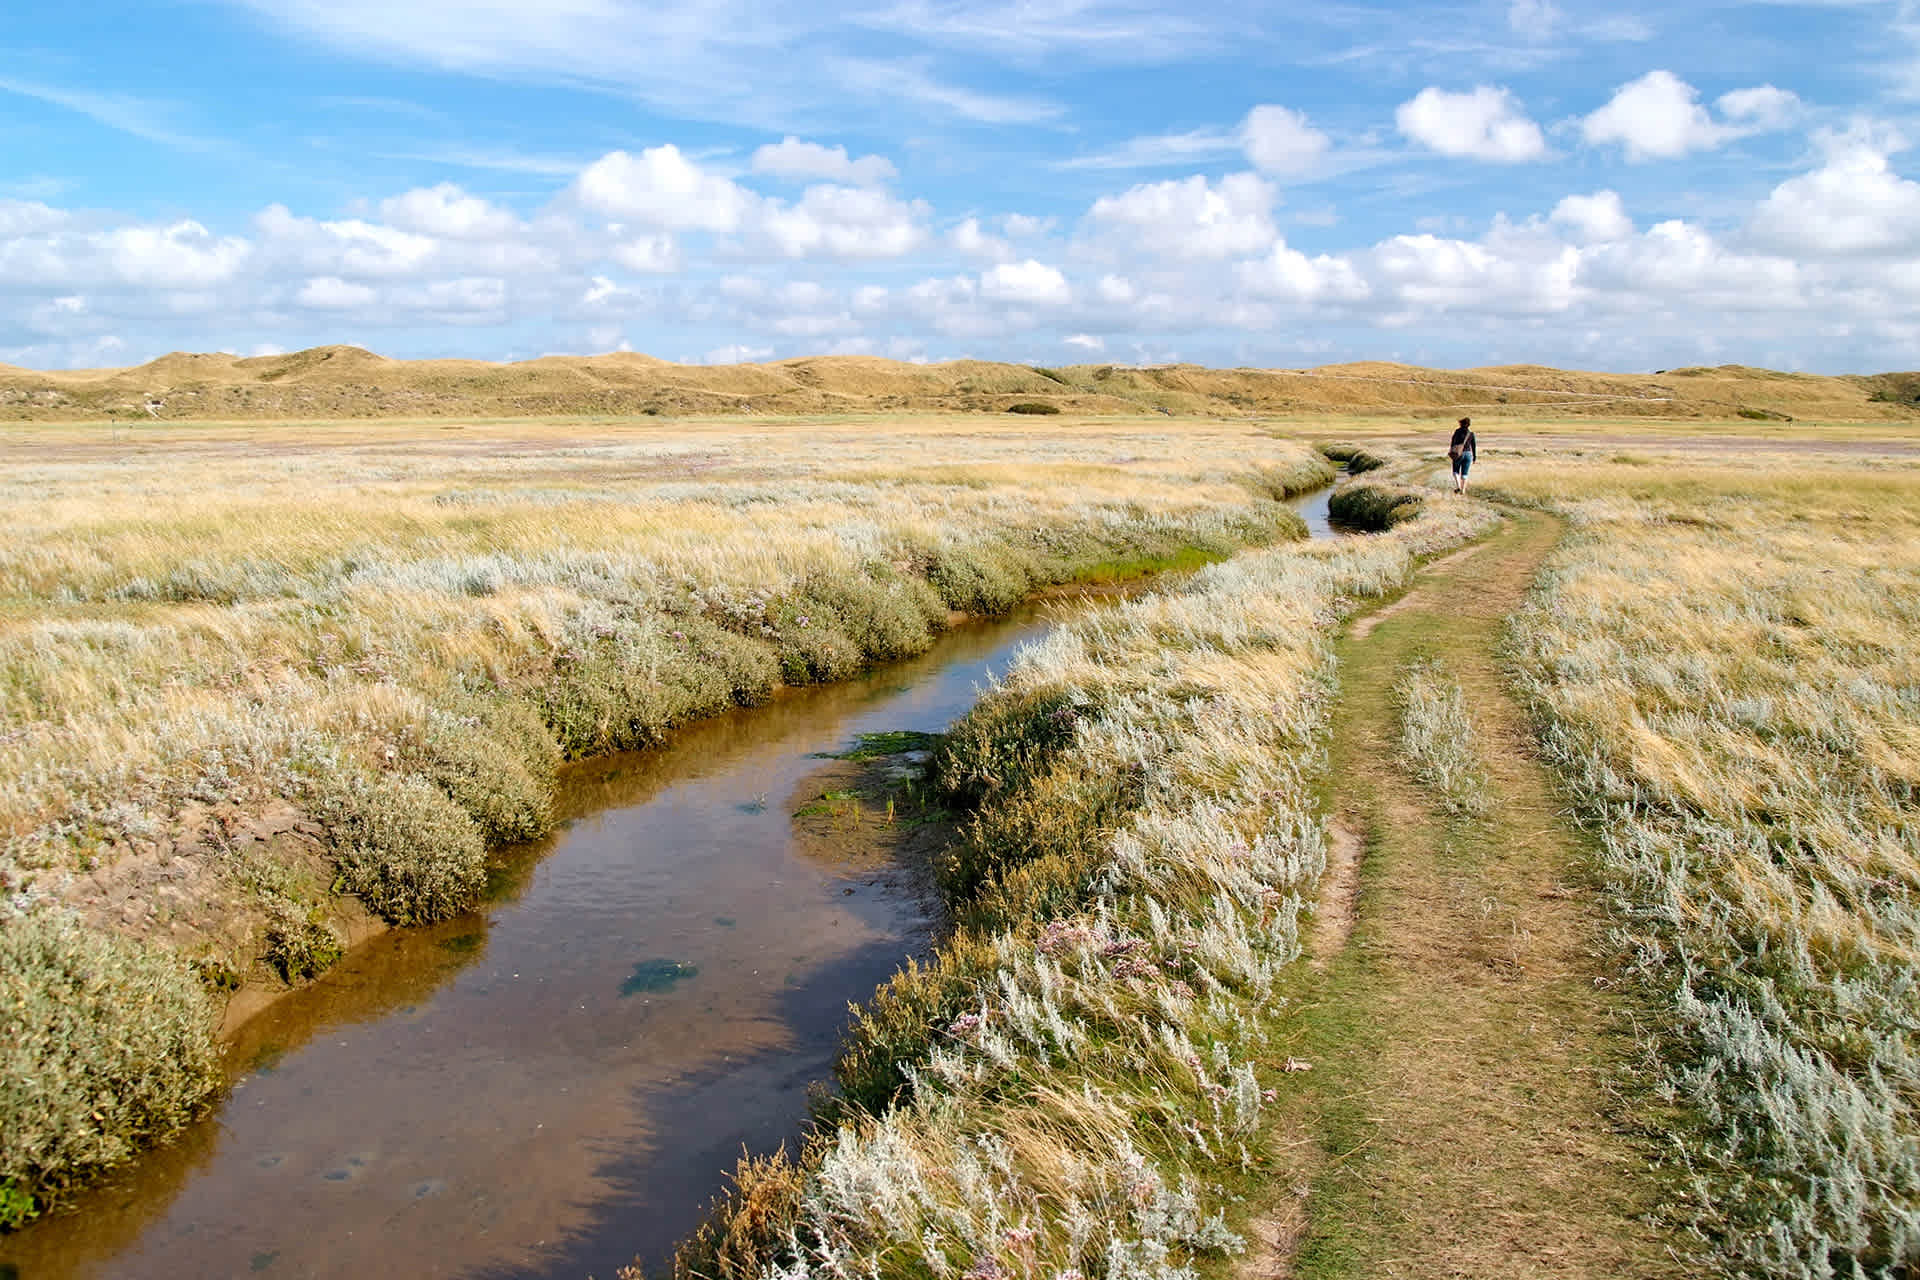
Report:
0,416,1331,1223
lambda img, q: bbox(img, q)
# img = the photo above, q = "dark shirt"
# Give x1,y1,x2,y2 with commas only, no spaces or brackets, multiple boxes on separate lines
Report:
1450,426,1476,457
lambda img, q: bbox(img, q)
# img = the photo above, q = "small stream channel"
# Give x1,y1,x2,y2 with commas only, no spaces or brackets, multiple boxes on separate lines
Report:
2,486,1344,1280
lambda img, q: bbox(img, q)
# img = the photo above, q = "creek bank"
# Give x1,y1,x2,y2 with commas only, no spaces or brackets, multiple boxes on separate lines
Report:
0,586,1152,1279
660,487,1500,1280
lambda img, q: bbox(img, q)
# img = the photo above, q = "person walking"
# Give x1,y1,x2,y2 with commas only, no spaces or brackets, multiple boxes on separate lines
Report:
1448,417,1477,495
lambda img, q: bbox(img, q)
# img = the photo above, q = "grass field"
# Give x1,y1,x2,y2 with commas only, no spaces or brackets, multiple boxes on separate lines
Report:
0,414,1334,1223
1488,450,1920,1275
3,404,1916,1275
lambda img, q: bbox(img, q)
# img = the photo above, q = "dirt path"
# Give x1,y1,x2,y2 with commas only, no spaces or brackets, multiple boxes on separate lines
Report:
1244,504,1683,1280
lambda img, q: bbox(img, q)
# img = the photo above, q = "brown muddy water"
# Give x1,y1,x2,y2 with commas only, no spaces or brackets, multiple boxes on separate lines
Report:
3,489,1341,1280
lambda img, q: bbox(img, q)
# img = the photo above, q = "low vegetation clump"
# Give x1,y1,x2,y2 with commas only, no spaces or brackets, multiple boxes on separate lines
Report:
1494,456,1920,1276
1393,661,1489,817
1005,401,1063,415
1328,481,1424,529
1317,441,1386,473
0,909,219,1226
0,417,1336,1222
669,485,1496,1280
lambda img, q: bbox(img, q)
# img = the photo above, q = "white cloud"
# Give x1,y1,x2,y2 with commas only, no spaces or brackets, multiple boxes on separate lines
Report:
1550,190,1633,244
1241,105,1329,176
753,184,927,259
256,204,438,277
1581,220,1801,308
297,276,378,309
1237,239,1369,303
573,145,753,231
979,259,1071,305
751,137,896,185
103,221,253,288
0,200,69,237
1718,85,1801,131
951,217,1013,261
613,234,682,273
1749,139,1920,258
1085,172,1277,259
1064,333,1104,351
1002,213,1055,238
1095,274,1135,304
1396,86,1546,162
1364,232,1579,313
705,343,774,365
379,183,519,239
1581,70,1725,160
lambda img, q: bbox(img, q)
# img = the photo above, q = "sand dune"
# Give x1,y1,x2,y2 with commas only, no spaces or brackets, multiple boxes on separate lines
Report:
1,344,1914,422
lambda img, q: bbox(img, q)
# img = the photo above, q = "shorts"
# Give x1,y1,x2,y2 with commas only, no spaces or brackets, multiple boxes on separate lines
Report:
1451,454,1472,477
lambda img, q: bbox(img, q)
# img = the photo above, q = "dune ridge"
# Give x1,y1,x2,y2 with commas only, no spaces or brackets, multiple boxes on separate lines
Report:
2,344,1915,421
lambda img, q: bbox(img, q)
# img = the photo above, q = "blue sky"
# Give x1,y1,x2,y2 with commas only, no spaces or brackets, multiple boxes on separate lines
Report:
3,0,1918,372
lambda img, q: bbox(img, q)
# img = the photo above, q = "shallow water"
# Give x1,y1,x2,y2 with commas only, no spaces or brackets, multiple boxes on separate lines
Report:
3,489,1336,1280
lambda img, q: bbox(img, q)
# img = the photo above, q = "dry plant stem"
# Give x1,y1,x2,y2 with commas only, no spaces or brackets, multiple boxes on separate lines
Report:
1249,508,1683,1280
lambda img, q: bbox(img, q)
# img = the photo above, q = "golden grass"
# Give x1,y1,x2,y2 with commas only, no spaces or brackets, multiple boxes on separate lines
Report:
0,413,1338,1222
671,460,1498,1280
1489,451,1920,1275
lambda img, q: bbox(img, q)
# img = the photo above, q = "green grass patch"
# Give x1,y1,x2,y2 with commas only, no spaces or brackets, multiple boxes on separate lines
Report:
1005,401,1062,415
1328,482,1424,530
821,730,940,761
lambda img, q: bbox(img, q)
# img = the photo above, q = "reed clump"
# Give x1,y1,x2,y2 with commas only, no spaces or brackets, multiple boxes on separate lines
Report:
1327,481,1424,530
1317,442,1386,473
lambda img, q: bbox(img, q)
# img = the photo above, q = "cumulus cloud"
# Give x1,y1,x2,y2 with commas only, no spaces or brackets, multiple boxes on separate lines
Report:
1085,172,1277,259
753,184,927,259
1396,86,1546,162
256,204,437,277
1063,333,1104,351
573,145,753,231
1582,71,1724,159
1240,105,1329,176
297,276,378,309
751,137,896,186
1550,190,1632,243
1579,71,1795,161
1237,239,1369,303
1718,85,1802,131
979,259,1071,305
951,217,1013,260
613,234,682,273
1749,137,1920,258
379,183,519,239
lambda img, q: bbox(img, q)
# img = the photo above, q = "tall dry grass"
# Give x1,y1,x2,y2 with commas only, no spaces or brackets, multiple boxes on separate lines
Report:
0,417,1336,1222
1492,453,1920,1276
671,480,1496,1280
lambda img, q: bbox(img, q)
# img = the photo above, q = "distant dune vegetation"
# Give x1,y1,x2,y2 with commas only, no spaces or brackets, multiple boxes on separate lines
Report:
2,345,1917,422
